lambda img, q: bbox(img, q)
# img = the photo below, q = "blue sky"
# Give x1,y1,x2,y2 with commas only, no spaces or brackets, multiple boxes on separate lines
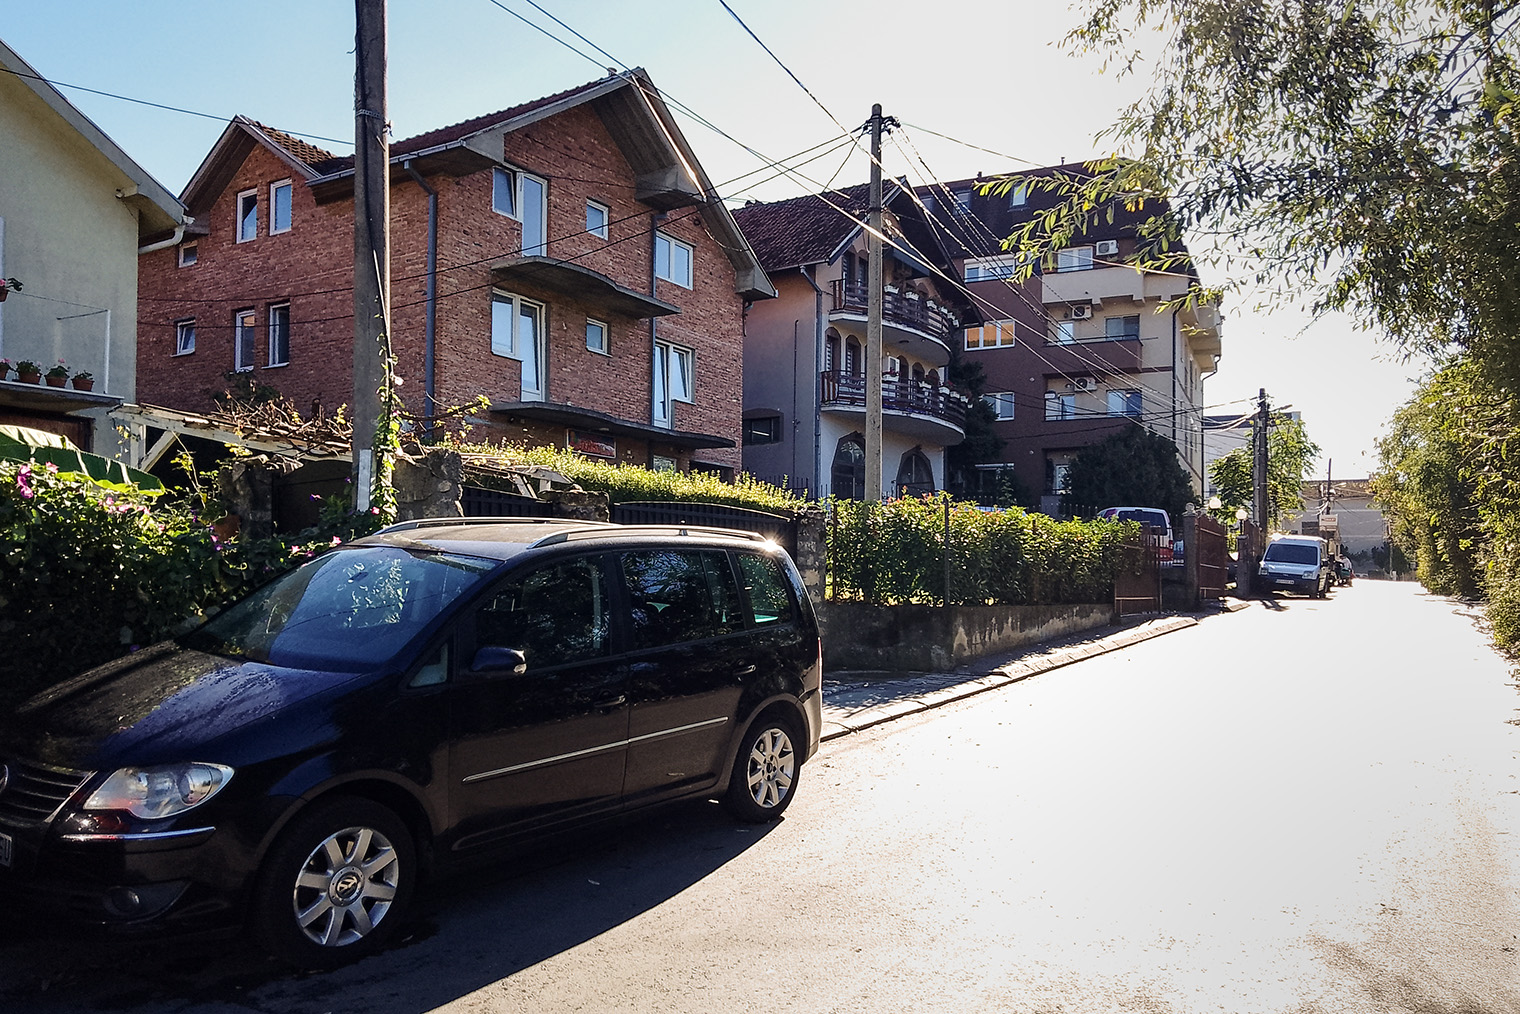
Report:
3,0,1422,478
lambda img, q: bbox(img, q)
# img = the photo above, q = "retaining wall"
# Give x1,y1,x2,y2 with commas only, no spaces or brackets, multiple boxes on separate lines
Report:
819,601,1118,671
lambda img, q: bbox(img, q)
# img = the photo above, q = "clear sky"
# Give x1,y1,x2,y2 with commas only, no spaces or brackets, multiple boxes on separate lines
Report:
2,0,1423,479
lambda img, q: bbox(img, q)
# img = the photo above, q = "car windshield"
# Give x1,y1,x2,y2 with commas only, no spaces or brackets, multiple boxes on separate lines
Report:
1110,509,1166,529
181,546,496,671
1263,542,1320,565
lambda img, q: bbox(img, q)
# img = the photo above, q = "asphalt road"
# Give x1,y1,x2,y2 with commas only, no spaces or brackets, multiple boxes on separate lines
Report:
3,580,1518,1013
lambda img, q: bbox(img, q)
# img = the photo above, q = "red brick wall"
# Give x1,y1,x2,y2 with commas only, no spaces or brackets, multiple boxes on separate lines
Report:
139,104,748,472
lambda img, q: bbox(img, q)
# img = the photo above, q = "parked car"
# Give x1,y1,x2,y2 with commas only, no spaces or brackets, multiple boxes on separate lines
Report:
0,518,822,966
1258,534,1334,597
1097,506,1177,563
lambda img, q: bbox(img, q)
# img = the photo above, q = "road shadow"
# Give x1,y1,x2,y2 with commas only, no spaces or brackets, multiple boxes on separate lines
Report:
0,800,776,1013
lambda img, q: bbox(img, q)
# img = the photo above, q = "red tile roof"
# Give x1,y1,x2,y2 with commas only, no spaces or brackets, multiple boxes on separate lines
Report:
731,183,871,271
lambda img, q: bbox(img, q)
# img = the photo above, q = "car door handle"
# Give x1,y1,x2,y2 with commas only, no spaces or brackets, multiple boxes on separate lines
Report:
736,665,757,677
593,694,627,710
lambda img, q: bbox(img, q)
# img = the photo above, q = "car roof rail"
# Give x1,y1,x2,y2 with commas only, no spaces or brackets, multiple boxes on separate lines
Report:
376,516,615,536
529,524,772,549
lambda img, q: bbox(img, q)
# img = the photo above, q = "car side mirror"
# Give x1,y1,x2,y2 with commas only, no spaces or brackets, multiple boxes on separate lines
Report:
471,646,528,677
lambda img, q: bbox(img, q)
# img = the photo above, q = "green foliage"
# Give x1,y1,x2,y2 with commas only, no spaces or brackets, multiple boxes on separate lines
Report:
1207,416,1321,531
994,1,1520,386
0,460,366,707
1063,426,1194,517
460,442,810,514
828,493,1131,606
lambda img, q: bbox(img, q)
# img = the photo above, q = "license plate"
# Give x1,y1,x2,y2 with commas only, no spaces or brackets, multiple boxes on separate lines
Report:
1275,578,1294,585
0,831,11,869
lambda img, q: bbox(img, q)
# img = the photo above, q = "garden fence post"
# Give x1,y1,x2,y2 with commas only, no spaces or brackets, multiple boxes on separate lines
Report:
942,497,951,606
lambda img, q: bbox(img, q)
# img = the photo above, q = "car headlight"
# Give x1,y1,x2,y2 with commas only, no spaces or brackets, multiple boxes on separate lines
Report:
84,763,234,819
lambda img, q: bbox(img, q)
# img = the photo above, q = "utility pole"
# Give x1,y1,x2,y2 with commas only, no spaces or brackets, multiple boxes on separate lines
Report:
352,0,389,511
864,104,885,503
1253,387,1270,532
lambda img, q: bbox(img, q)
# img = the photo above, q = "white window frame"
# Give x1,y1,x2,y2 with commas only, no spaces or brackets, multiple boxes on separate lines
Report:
964,320,1017,350
1052,321,1076,344
174,318,196,356
963,256,1020,283
1107,389,1142,418
984,392,1016,420
233,309,256,371
177,242,198,268
1056,245,1094,272
268,302,291,367
236,190,258,243
586,317,609,355
269,180,293,235
492,167,548,256
586,200,609,239
491,290,547,400
654,232,694,289
653,338,695,427
1044,391,1076,421
1105,314,1141,340
492,167,517,217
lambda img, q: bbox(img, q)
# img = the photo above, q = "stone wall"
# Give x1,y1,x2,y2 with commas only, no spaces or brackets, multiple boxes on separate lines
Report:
818,601,1117,672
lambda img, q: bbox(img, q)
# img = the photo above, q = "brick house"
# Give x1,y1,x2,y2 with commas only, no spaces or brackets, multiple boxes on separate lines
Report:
137,69,773,476
922,169,1223,510
733,182,975,499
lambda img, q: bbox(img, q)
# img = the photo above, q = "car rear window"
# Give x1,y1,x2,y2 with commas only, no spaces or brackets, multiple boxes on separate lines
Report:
621,550,743,649
736,552,794,627
1114,509,1167,529
1263,542,1320,565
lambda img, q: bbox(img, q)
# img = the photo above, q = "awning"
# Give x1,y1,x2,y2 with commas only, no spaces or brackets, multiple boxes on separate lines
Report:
489,257,680,319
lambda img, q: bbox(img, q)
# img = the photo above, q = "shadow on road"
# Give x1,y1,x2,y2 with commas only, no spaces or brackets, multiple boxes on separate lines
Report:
0,801,776,1013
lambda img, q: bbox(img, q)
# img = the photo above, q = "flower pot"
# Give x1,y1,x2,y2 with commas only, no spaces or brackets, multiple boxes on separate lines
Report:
17,370,40,385
44,375,67,388
72,377,94,392
0,287,8,302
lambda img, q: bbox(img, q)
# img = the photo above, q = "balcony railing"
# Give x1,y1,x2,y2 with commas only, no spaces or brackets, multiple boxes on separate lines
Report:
830,280,959,340
820,370,967,428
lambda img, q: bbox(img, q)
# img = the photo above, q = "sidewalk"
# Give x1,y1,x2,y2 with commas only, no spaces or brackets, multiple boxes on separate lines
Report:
819,605,1241,742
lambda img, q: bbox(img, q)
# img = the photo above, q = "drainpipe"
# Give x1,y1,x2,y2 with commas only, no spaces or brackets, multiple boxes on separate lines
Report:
403,161,438,441
802,264,825,495
136,220,189,255
650,213,667,460
1170,307,1179,451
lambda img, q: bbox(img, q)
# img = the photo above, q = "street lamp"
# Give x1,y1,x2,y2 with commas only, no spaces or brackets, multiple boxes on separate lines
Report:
1208,496,1223,511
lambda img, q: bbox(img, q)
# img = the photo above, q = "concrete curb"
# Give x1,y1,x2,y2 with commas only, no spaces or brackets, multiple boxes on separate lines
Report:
819,614,1199,742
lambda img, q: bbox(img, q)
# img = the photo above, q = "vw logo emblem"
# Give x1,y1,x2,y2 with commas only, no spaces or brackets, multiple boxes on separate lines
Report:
0,763,8,797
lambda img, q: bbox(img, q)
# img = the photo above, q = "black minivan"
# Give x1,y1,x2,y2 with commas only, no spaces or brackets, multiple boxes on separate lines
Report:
0,519,822,966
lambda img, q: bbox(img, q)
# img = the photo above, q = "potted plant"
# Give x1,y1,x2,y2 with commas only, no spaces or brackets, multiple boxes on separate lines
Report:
0,359,10,381
0,277,21,303
15,359,42,384
45,360,70,388
72,370,94,392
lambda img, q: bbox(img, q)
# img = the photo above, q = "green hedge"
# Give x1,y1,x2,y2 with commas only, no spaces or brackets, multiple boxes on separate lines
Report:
828,494,1133,606
0,460,369,707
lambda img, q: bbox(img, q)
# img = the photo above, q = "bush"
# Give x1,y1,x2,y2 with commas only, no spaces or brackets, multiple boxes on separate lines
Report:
827,493,1132,606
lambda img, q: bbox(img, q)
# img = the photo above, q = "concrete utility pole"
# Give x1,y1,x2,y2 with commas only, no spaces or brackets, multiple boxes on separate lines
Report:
352,0,390,511
1253,387,1270,532
865,105,885,502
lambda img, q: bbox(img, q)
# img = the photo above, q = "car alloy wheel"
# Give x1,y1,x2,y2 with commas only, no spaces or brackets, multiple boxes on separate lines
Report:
723,715,800,822
292,823,401,947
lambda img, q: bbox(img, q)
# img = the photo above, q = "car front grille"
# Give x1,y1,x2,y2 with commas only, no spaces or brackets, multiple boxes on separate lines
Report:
0,757,93,828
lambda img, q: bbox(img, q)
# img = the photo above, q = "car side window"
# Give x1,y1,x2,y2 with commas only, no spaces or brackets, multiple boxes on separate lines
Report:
407,641,450,688
620,549,742,650
475,556,610,670
736,552,794,627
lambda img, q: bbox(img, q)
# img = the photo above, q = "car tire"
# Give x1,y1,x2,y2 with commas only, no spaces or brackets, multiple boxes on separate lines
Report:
722,713,802,823
252,797,416,968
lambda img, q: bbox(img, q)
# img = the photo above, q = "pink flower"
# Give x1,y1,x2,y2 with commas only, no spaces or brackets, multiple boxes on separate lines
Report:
15,466,33,499
44,462,58,474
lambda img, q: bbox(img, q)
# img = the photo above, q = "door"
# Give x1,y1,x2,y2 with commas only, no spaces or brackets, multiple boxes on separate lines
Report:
447,554,627,851
618,548,750,805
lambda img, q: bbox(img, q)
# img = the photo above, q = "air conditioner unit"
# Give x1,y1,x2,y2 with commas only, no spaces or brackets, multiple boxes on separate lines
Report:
1070,304,1093,320
1069,377,1095,392
1096,240,1120,256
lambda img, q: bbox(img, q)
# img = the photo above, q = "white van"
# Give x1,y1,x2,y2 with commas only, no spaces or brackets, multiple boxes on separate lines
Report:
1258,534,1334,597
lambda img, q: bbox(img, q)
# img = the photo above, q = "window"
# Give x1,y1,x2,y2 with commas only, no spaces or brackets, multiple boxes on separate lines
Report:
234,309,256,371
586,200,609,239
963,256,1020,283
620,550,742,650
653,338,694,426
491,291,546,400
1052,321,1076,344
236,190,258,243
984,392,1016,420
1105,315,1141,340
951,188,973,214
1045,391,1076,420
743,416,782,446
586,318,608,355
175,319,196,355
737,552,794,626
964,320,1017,350
492,167,547,256
896,450,935,497
654,232,693,288
475,557,610,670
1056,245,1093,272
1108,389,1143,417
268,303,291,367
178,242,198,268
270,181,292,234
1008,184,1027,207
831,435,865,500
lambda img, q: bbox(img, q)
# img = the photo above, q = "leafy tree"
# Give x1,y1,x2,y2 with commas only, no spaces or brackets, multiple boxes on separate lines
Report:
1062,425,1193,517
943,351,1008,501
992,1,1520,384
1207,415,1321,532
